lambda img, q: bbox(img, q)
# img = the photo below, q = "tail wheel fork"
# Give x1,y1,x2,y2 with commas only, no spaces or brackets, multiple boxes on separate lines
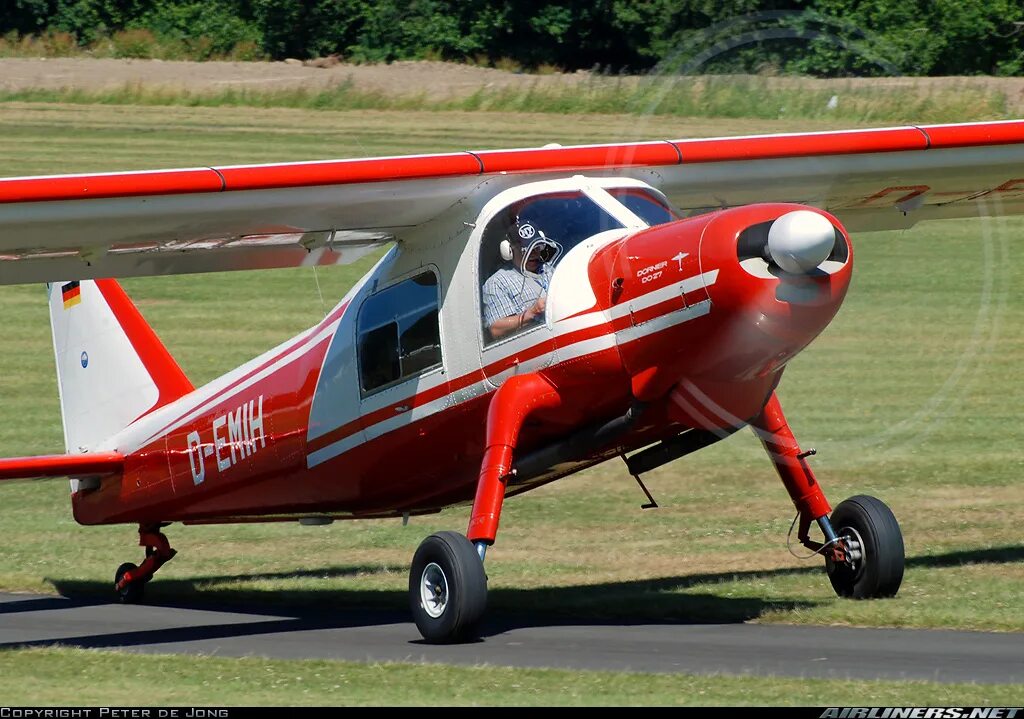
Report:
114,524,177,604
752,392,904,599
409,373,561,644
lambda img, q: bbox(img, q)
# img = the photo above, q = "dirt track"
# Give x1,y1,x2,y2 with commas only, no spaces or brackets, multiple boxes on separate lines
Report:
0,58,572,98
2,57,1024,112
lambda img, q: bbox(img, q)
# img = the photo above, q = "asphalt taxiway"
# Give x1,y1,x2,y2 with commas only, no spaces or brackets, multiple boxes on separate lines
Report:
1,592,1021,683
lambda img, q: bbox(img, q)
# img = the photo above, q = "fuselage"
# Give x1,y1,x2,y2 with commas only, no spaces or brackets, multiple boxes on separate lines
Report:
71,177,852,526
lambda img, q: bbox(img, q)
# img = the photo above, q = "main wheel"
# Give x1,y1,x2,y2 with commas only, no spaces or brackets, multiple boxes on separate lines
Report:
409,531,487,643
826,495,904,599
114,562,145,604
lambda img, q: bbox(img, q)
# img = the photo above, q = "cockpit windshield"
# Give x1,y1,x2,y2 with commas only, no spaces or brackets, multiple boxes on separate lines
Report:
476,186,686,345
479,191,623,344
484,192,624,258
607,187,679,227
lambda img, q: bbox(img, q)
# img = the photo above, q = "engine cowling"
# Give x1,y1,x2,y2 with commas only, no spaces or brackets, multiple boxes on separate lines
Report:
545,203,852,428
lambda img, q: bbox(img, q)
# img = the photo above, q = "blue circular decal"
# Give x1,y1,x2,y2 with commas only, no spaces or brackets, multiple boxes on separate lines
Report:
80,351,89,368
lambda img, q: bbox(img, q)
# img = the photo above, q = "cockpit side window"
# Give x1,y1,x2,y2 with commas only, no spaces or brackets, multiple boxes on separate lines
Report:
357,270,441,394
608,188,679,227
478,191,622,345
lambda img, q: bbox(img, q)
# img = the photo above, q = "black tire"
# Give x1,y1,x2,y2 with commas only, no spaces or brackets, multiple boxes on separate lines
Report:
114,562,145,604
409,531,487,643
826,495,904,599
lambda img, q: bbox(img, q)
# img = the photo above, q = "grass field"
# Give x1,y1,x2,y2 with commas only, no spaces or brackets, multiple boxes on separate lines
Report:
0,102,1020,703
2,647,1023,706
0,73,1013,125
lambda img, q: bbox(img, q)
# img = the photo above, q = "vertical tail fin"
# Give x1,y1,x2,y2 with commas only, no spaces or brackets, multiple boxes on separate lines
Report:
48,279,194,452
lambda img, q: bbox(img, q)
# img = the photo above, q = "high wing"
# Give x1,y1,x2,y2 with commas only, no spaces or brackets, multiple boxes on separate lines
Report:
1,120,1022,284
651,122,1024,232
0,452,123,481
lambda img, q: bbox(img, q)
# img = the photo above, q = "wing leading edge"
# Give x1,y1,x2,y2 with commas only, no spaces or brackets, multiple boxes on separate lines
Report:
0,451,123,481
1,121,1023,285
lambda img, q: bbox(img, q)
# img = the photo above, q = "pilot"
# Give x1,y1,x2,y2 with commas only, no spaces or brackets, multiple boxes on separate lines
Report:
482,218,560,341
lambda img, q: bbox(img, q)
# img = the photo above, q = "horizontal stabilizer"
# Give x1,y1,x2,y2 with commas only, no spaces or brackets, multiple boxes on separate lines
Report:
0,452,123,481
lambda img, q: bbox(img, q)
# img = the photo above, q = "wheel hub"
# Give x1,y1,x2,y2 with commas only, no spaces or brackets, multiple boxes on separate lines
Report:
827,525,865,575
420,562,449,618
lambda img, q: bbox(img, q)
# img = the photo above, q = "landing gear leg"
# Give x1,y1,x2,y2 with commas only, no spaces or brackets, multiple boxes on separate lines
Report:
752,392,904,598
114,523,177,604
409,373,561,643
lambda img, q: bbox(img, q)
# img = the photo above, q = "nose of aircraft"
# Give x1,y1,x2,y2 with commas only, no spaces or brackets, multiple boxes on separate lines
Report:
692,203,853,379
766,210,836,274
545,204,852,404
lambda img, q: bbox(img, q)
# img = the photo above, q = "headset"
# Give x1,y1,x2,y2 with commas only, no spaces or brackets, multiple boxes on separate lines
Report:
499,219,536,261
499,220,562,269
499,237,515,262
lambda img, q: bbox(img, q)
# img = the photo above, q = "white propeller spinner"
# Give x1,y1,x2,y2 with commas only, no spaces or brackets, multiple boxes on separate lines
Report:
767,210,835,274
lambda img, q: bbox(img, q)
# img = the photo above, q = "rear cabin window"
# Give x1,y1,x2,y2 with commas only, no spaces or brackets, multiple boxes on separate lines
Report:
357,270,442,394
608,188,678,226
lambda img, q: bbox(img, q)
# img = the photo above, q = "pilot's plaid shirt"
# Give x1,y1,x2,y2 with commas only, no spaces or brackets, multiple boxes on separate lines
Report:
482,264,554,329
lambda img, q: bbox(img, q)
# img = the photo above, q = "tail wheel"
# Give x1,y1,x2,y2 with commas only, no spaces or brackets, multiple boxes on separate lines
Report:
826,495,905,599
114,562,145,604
409,531,487,644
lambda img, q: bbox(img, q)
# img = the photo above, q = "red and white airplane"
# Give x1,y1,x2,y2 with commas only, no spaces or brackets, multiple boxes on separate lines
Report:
0,120,1021,642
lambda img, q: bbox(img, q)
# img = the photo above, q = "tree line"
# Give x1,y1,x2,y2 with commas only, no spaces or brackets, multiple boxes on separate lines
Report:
7,0,1024,75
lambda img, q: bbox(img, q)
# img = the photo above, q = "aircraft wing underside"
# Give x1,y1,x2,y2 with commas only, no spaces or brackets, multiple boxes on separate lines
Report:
1,121,1023,284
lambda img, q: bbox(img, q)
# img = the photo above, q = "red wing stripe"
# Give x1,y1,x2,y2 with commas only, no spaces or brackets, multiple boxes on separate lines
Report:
0,452,123,480
0,168,223,204
673,127,929,163
216,153,483,192
475,142,681,174
919,120,1024,148
3,123,1024,205
209,166,228,191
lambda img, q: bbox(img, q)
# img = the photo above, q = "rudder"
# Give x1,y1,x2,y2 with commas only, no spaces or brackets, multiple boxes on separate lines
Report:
48,279,194,452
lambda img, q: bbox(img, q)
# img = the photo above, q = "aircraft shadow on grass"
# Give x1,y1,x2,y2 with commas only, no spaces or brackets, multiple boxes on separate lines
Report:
0,544,1019,651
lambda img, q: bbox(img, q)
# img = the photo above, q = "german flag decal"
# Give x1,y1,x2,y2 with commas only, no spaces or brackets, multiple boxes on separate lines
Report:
61,281,81,309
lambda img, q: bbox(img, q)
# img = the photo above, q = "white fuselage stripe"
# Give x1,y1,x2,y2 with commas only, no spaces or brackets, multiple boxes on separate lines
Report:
551,270,718,334
305,286,713,468
120,267,718,463
316,269,721,436
616,299,712,344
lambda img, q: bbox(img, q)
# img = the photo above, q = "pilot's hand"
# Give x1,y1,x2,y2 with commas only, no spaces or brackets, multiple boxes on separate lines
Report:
522,297,545,324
